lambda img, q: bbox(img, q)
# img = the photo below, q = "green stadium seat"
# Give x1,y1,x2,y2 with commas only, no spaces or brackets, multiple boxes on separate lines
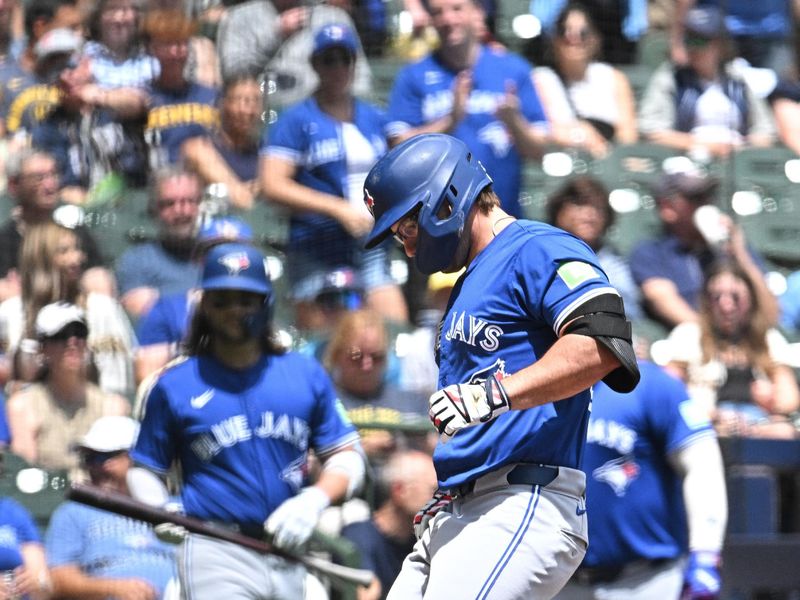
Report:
0,452,69,533
82,187,157,265
520,148,595,222
368,57,406,107
494,0,537,53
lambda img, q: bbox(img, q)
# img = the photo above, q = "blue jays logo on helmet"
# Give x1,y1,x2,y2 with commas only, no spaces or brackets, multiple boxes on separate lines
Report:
363,134,492,275
200,243,272,297
219,251,250,276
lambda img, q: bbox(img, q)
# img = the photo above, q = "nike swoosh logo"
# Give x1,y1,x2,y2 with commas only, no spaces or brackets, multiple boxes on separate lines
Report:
576,506,587,516
190,390,214,409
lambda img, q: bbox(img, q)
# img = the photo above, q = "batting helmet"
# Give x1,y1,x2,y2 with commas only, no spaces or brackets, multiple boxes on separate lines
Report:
363,134,492,275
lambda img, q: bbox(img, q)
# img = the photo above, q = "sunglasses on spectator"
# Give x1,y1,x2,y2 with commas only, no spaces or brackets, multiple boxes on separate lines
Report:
347,347,387,364
557,26,591,42
393,208,420,246
317,49,355,68
80,449,127,466
44,323,88,343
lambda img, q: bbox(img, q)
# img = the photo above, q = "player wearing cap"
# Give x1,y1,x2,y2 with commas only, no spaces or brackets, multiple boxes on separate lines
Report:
131,242,365,599
363,134,640,599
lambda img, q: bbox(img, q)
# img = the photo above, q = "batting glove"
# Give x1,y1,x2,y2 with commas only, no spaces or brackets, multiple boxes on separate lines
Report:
682,551,722,599
153,522,188,545
413,491,452,540
264,486,330,551
429,374,511,442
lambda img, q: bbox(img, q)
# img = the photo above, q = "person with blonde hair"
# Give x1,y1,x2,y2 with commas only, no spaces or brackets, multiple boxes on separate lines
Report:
0,221,136,395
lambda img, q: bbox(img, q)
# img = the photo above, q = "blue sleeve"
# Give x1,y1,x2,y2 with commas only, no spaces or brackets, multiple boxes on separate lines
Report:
780,272,800,332
0,392,9,445
44,504,84,566
115,247,151,295
387,66,424,127
130,381,178,473
4,499,40,544
136,297,181,346
264,106,307,157
628,240,664,286
307,361,358,455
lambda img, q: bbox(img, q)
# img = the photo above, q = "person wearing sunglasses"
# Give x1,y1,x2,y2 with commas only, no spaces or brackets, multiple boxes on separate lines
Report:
5,301,130,479
130,242,365,599
261,23,408,325
639,5,775,159
45,415,178,600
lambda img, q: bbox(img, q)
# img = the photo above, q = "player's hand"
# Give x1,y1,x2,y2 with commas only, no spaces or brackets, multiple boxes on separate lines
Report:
413,491,452,539
154,522,188,545
264,486,331,551
428,374,511,442
682,551,721,599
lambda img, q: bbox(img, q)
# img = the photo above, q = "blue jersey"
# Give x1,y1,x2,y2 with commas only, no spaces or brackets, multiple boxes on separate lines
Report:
582,361,716,568
0,498,40,571
387,46,547,218
261,97,389,267
434,221,616,488
132,353,358,530
45,502,175,595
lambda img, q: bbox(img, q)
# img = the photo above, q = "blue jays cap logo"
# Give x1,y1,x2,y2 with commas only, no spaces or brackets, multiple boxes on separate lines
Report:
592,456,640,497
218,251,250,276
364,188,375,217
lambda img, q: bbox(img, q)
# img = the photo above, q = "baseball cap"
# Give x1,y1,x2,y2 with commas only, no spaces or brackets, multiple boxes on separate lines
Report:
291,267,363,308
34,28,83,61
312,23,358,57
195,216,254,254
35,302,89,339
76,416,140,453
653,169,719,202
200,242,272,295
684,6,725,39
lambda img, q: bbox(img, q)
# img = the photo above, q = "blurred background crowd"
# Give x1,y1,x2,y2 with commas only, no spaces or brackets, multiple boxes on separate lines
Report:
0,0,799,597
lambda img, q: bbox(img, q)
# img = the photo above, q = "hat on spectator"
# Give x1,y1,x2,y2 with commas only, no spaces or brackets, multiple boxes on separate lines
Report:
312,23,358,57
654,169,719,202
35,302,89,339
34,27,83,61
291,266,363,309
684,6,725,39
197,216,253,247
76,416,139,452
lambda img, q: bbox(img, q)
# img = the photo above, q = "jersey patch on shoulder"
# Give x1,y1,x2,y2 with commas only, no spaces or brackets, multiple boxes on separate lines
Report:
557,261,599,290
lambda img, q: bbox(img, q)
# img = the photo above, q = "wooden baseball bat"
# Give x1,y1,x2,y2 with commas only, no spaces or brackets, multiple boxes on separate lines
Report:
66,483,374,588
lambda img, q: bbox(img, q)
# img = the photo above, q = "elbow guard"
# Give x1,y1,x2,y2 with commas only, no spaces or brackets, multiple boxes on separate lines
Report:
562,293,640,392
322,449,367,500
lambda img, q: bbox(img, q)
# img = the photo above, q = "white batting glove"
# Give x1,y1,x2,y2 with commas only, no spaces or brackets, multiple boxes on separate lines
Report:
412,491,452,540
264,486,330,551
429,374,511,442
153,522,188,545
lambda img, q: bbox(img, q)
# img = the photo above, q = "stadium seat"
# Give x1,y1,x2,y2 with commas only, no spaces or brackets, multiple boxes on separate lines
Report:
520,147,595,222
494,0,538,53
82,187,157,265
0,452,69,533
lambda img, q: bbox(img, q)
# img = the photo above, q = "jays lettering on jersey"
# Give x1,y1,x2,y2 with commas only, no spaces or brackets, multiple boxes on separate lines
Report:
434,221,617,487
387,46,547,219
582,361,716,567
132,353,358,529
261,97,389,266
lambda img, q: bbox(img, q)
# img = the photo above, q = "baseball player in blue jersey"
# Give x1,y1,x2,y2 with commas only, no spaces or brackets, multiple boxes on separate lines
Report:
557,361,728,600
363,133,641,599
386,0,548,218
130,242,366,599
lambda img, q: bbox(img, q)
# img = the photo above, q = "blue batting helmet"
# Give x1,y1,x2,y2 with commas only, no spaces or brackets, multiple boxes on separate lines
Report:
363,134,492,274
201,243,272,296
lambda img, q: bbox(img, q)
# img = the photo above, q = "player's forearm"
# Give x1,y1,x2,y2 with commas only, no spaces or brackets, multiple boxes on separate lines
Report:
50,567,139,599
501,334,619,410
641,279,699,327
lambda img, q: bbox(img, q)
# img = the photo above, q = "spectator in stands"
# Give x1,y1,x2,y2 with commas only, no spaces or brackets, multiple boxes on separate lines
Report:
182,73,262,211
387,0,547,219
0,221,136,396
143,9,219,170
0,392,9,447
670,0,797,79
0,149,112,303
323,308,431,465
629,167,778,329
82,0,157,89
133,215,253,384
261,23,408,323
45,416,177,599
0,448,51,600
5,302,130,477
767,78,800,157
665,261,799,439
545,175,641,319
16,0,83,73
779,270,800,338
216,0,371,109
533,3,638,158
638,5,775,159
115,166,203,319
340,449,438,600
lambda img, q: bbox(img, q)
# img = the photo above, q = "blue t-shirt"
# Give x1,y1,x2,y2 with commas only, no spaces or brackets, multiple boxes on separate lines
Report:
340,520,413,596
0,66,58,136
45,502,175,596
115,242,200,297
136,291,195,347
581,361,716,567
0,392,10,445
132,353,359,528
387,46,547,218
697,0,791,37
433,220,619,487
0,498,40,571
780,271,800,336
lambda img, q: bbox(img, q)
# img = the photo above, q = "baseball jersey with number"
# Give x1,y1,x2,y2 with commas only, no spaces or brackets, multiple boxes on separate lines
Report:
132,352,359,528
434,220,617,488
582,360,715,567
387,46,547,218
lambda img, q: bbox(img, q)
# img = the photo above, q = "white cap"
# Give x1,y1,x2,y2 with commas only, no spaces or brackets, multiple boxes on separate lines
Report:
77,416,140,452
35,301,88,339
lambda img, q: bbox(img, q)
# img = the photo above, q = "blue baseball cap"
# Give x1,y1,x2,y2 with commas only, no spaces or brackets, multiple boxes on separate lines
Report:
684,6,725,39
200,243,272,296
312,23,358,56
197,216,253,245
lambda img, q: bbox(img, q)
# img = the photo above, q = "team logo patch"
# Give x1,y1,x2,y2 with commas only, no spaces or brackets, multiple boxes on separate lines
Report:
593,456,640,497
363,188,375,216
557,261,599,289
218,251,250,276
